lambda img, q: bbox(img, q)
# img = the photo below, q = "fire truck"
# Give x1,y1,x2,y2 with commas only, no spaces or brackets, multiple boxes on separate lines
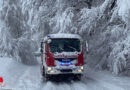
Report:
40,34,84,81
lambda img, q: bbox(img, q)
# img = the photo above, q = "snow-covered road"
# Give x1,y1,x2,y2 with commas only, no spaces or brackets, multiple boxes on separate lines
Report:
0,57,130,90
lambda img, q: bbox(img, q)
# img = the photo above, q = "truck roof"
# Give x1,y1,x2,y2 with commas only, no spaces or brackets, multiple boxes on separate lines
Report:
44,34,82,40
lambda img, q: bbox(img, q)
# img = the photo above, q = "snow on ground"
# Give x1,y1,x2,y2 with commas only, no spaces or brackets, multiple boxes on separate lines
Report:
0,57,130,90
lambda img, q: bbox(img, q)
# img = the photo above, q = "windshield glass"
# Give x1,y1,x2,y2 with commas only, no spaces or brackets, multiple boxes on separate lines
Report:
49,39,81,53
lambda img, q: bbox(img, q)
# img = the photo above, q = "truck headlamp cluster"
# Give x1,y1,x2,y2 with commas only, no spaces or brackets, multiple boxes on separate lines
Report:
80,66,84,70
77,66,84,73
47,67,52,71
47,67,55,74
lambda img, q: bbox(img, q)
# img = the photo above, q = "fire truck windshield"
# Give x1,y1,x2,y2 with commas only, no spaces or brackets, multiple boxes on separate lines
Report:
49,38,81,53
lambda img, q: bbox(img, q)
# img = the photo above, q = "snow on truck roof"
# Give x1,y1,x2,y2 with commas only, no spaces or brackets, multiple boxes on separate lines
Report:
44,34,82,40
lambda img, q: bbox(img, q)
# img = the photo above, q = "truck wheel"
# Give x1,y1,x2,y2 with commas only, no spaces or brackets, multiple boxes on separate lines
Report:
41,66,46,82
44,74,50,82
42,66,45,77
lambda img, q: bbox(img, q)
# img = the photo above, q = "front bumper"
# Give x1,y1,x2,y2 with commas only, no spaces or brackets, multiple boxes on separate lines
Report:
46,66,84,75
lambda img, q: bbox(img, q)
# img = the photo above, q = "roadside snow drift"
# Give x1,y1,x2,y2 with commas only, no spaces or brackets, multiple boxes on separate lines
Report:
0,57,130,90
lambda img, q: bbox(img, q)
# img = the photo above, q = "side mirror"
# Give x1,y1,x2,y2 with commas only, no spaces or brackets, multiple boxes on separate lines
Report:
41,42,43,48
40,49,43,53
86,41,89,53
40,42,44,53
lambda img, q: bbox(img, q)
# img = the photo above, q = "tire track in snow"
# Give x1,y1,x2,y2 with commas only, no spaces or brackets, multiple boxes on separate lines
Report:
41,82,88,90
41,80,111,90
1,58,130,90
82,67,130,90
14,65,42,90
0,59,28,89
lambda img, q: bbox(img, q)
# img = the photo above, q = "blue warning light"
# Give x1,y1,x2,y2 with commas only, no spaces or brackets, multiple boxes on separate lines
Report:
60,61,72,65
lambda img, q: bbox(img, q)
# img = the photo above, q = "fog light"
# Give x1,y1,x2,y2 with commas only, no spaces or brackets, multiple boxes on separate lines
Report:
50,70,54,73
47,67,52,71
78,69,82,72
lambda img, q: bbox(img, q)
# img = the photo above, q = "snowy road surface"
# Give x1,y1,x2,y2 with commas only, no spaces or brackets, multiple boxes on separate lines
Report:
0,57,130,90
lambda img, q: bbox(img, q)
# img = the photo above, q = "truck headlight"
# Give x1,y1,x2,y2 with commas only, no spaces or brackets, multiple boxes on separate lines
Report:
80,66,84,70
47,67,52,71
77,66,84,72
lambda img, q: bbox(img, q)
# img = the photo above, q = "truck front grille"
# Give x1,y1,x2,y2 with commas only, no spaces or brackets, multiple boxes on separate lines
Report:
60,69,72,72
55,58,77,61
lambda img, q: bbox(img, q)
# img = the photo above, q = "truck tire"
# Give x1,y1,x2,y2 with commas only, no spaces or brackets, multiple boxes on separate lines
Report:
41,67,50,82
44,74,50,82
42,66,45,77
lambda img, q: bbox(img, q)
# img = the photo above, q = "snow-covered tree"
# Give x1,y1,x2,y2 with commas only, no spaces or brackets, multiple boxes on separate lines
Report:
0,0,37,65
0,0,130,75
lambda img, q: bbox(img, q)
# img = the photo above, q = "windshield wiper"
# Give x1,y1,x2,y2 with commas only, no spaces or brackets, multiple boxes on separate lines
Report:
68,46,77,51
59,47,64,51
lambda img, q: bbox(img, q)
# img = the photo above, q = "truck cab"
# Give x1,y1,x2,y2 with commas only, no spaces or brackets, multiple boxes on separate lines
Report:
40,34,84,81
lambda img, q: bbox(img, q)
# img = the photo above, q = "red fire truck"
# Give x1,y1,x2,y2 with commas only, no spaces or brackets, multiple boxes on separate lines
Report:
40,34,84,81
